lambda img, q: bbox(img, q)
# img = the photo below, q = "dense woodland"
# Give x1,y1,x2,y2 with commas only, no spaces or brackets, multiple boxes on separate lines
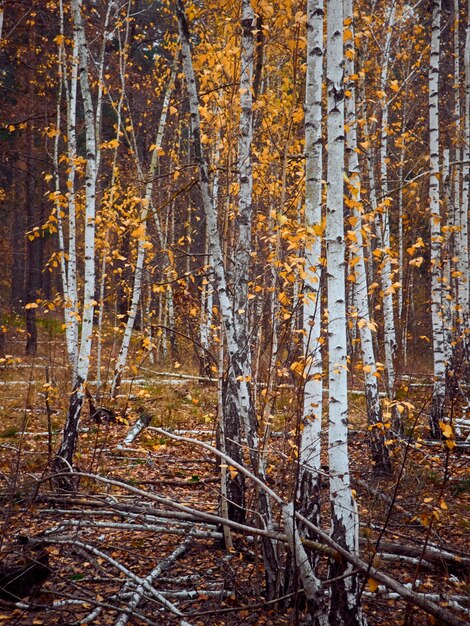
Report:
0,0,469,624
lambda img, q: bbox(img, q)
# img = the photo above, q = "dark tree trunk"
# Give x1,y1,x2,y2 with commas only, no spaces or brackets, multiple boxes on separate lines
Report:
11,158,26,314
53,377,85,491
25,130,42,356
223,370,246,525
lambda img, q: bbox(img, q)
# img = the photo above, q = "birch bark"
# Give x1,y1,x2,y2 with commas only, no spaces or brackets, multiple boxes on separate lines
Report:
56,0,97,475
457,0,470,346
52,31,75,367
298,0,324,537
55,0,79,370
64,31,80,370
111,74,174,397
378,4,398,400
429,0,446,439
176,0,279,598
326,0,365,620
344,0,390,473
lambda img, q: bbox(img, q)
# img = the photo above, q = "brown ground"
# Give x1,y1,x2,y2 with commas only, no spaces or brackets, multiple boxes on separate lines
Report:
0,336,469,625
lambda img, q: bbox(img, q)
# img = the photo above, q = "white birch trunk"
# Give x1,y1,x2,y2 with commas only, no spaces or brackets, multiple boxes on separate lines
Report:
56,0,79,370
283,503,326,624
397,94,408,328
429,0,446,438
458,2,470,318
65,32,79,369
176,0,278,597
298,0,324,535
199,145,218,371
326,0,365,621
111,75,174,396
344,0,390,473
442,149,453,370
378,3,397,399
96,5,131,386
52,32,76,368
56,0,97,473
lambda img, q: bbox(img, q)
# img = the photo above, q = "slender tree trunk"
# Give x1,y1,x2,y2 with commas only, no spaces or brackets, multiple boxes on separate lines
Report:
326,0,365,621
111,74,174,396
55,0,98,480
344,0,390,474
65,31,80,369
429,0,446,439
378,4,398,401
25,126,41,356
456,0,470,382
176,1,246,526
298,0,324,542
176,0,279,598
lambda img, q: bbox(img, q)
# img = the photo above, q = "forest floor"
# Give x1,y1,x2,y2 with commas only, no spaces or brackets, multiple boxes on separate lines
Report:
0,333,469,625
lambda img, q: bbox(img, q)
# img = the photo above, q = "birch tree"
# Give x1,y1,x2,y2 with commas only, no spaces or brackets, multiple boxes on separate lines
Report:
344,0,390,473
378,3,398,401
326,0,365,620
111,73,174,397
53,0,79,370
298,0,324,534
428,0,446,439
456,0,470,370
176,0,279,597
55,0,98,476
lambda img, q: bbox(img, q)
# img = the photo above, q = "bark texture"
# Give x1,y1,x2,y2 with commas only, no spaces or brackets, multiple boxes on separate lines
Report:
326,0,365,621
429,0,446,439
298,0,324,542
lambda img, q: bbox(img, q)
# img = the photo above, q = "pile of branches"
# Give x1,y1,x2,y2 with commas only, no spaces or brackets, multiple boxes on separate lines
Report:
2,430,469,626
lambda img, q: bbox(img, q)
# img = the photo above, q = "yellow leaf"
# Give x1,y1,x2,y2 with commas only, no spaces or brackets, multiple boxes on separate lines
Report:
439,421,453,439
24,302,39,310
409,256,424,268
367,577,379,592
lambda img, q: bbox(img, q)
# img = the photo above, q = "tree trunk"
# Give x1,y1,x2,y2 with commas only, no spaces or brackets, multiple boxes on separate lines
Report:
429,0,446,439
344,0,390,474
176,0,279,598
298,0,324,543
378,4,398,401
111,67,174,396
55,0,97,484
326,0,366,621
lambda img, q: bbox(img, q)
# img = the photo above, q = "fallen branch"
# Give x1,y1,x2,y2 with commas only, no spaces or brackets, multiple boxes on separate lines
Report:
117,409,152,449
366,541,470,573
115,532,194,626
29,536,192,624
151,429,470,626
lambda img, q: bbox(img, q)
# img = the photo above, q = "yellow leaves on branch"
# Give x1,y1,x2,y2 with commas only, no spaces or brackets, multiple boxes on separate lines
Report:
409,257,424,268
406,237,425,255
384,281,402,295
439,421,456,450
357,318,378,332
149,144,165,155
